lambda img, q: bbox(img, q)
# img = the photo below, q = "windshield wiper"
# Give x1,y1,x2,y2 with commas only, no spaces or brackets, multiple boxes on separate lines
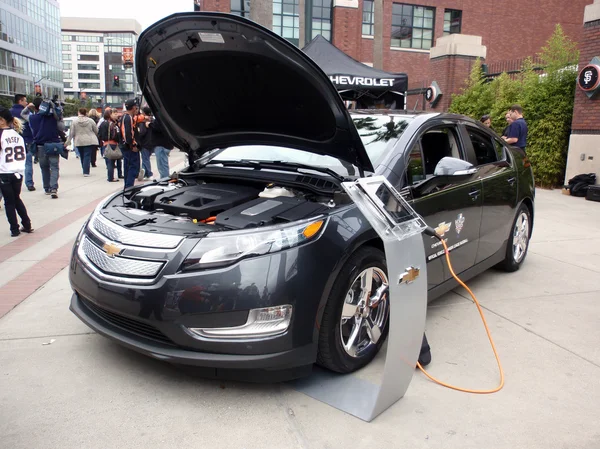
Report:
200,159,346,182
124,217,157,228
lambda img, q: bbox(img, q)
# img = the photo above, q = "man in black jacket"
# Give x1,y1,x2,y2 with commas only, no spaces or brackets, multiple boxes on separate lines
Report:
147,114,174,179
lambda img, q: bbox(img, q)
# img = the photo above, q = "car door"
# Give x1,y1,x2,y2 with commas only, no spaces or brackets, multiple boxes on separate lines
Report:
461,125,519,263
400,123,483,283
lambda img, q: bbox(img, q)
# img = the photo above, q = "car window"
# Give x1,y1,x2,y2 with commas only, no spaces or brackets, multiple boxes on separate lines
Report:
405,143,426,185
494,138,507,161
353,116,414,167
420,126,462,175
466,126,498,166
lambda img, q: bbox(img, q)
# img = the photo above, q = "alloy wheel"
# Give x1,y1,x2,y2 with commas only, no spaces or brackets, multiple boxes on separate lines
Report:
512,212,530,263
340,267,389,358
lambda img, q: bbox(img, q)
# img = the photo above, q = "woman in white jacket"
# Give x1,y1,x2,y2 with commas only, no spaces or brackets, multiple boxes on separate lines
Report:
0,107,33,237
65,108,98,176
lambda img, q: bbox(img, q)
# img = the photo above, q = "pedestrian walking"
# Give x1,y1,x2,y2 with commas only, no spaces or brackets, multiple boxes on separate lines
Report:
65,108,99,177
502,104,528,152
119,99,141,188
149,116,174,179
0,107,33,237
87,108,101,168
98,108,123,182
28,97,62,199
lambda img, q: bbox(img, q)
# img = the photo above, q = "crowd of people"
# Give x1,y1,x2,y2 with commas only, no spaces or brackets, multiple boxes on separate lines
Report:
0,93,175,237
480,104,528,153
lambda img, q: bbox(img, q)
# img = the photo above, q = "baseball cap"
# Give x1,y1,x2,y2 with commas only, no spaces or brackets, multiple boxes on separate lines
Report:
0,106,14,123
125,98,137,110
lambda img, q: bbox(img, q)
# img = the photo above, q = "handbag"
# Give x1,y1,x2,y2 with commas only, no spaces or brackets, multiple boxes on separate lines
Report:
44,142,65,156
104,144,123,160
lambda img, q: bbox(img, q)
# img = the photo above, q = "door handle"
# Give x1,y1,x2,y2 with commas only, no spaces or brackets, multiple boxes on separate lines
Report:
468,189,480,201
507,177,516,186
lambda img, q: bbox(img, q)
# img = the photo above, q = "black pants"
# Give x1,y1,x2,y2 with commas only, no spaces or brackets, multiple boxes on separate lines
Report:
0,174,31,234
90,145,98,167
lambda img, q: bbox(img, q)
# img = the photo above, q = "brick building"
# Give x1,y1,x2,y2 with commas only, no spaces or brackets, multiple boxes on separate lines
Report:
195,0,590,93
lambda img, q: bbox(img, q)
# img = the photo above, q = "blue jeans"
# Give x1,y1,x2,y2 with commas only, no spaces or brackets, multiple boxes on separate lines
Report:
74,146,80,158
141,147,153,178
122,147,140,188
154,147,171,179
25,143,34,188
78,145,94,175
102,145,123,181
37,146,60,192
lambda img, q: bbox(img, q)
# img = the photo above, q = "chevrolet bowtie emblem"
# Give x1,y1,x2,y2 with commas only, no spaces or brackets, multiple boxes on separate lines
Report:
103,242,122,258
399,267,420,284
434,221,451,237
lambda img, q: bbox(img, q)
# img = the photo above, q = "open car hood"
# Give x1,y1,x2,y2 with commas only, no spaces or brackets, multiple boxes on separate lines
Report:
136,12,374,173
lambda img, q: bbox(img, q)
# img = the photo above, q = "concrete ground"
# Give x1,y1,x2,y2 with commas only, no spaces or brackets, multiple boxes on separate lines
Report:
1,160,599,448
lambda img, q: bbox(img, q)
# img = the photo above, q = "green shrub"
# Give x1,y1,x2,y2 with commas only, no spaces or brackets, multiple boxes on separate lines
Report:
448,25,579,187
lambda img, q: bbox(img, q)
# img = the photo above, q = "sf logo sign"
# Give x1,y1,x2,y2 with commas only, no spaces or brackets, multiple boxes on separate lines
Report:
578,63,600,97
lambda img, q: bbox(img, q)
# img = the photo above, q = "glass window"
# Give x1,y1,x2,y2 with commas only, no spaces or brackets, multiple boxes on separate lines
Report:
62,53,71,61
62,44,71,52
466,127,498,166
63,63,72,70
77,45,99,52
78,54,100,61
63,35,72,41
391,3,435,50
362,0,374,36
230,0,250,17
79,73,100,80
78,64,99,71
64,72,72,79
405,143,425,185
309,0,332,41
273,0,300,46
64,82,73,88
443,9,461,35
79,82,101,89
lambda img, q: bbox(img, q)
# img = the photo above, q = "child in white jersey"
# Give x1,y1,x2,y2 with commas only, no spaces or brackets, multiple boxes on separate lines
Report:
0,107,33,237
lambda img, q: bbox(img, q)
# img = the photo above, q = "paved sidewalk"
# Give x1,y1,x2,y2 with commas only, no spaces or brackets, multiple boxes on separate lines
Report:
0,182,599,449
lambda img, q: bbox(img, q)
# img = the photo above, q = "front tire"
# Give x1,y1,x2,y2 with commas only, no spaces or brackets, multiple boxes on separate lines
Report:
317,247,389,373
499,204,532,272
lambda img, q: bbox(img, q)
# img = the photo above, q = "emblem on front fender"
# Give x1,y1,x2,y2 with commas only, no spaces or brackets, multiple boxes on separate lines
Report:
102,242,123,258
399,267,420,284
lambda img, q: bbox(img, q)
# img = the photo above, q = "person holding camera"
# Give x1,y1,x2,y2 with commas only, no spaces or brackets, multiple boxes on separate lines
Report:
28,97,62,198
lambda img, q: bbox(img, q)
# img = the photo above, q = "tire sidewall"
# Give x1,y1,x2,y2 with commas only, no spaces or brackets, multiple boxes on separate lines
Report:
505,204,532,271
319,247,389,373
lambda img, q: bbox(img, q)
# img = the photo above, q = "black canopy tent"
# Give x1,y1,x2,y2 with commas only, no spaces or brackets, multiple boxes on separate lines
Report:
302,35,408,109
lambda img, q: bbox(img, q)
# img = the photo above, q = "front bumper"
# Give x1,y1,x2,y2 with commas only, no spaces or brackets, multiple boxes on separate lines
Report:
70,292,316,370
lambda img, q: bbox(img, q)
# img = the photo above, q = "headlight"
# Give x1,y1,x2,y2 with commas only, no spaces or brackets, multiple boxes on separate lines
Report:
181,217,326,270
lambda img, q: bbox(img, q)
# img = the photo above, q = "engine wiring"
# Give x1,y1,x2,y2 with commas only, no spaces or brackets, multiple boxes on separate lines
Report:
418,226,505,394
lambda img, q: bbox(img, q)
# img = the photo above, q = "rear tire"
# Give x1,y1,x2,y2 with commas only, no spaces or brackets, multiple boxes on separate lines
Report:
499,204,531,272
316,247,389,373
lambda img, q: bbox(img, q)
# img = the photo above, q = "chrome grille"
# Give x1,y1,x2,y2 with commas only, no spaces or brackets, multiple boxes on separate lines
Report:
92,215,183,249
80,237,164,278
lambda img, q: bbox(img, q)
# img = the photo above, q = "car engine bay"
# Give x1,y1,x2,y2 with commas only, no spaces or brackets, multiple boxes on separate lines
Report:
100,177,346,235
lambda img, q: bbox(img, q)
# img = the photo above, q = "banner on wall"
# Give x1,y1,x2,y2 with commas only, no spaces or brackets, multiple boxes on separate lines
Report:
122,47,134,68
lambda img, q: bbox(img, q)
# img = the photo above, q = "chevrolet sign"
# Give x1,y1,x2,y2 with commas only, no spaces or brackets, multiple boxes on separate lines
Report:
329,76,395,87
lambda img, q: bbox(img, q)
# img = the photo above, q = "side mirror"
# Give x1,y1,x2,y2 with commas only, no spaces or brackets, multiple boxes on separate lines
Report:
433,157,476,176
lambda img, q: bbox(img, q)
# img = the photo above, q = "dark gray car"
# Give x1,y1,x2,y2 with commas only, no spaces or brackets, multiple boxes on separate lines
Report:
69,13,535,380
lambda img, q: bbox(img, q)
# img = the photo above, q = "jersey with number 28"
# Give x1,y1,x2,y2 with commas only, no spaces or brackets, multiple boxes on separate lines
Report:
0,128,26,175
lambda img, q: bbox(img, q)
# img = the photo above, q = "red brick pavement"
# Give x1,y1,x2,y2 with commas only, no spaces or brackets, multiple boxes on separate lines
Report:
0,199,100,264
0,239,74,318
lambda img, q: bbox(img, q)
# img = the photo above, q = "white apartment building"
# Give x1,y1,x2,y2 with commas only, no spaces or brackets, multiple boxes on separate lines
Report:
61,17,142,108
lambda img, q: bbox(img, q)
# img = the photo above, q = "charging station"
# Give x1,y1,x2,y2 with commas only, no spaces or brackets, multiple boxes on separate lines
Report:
290,176,428,422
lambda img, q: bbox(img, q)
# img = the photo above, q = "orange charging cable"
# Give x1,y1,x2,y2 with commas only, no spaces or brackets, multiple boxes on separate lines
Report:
416,238,505,394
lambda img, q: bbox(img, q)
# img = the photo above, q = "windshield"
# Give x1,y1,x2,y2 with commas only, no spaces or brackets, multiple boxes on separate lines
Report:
200,115,414,176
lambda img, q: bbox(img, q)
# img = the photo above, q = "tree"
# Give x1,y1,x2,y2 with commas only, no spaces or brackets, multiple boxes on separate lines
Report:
448,25,579,188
